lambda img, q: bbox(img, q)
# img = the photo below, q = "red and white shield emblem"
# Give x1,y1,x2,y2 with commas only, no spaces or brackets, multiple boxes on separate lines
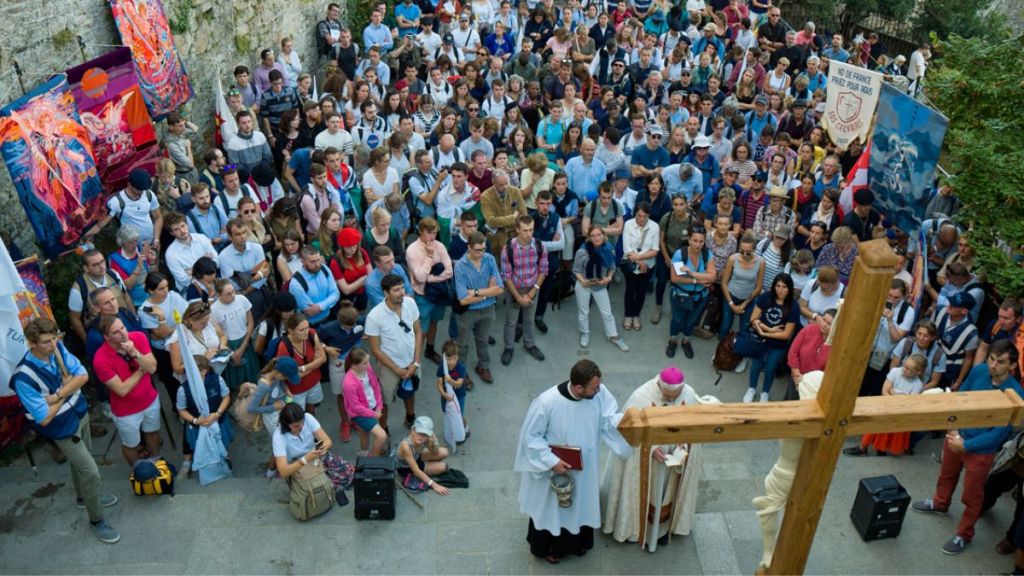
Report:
836,91,862,123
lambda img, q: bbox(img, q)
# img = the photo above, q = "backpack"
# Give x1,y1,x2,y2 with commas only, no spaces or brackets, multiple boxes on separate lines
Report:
76,270,123,325
432,146,463,170
712,331,743,384
231,382,262,433
219,186,252,217
289,461,335,521
504,237,544,274
130,458,177,497
286,265,331,293
586,198,621,223
110,189,155,224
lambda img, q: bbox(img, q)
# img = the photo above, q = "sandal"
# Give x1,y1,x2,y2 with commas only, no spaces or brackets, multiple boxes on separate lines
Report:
545,554,561,565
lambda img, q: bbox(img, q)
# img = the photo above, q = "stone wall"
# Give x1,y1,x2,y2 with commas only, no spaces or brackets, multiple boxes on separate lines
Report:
0,0,331,255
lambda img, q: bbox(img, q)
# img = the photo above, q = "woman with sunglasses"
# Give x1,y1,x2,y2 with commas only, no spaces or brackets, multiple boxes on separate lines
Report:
237,197,274,254
719,231,765,347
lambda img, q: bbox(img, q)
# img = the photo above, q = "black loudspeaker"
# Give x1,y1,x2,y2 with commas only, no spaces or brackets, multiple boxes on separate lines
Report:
354,456,396,520
850,475,911,541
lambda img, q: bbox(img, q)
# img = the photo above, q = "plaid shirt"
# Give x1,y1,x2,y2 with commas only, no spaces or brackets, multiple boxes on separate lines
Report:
500,237,548,291
753,205,795,240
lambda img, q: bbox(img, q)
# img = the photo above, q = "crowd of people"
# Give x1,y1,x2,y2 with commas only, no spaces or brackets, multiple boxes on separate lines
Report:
10,0,1024,566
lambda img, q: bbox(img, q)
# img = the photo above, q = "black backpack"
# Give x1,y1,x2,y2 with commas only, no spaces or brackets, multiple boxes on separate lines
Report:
287,265,331,293
110,189,155,224
76,270,123,324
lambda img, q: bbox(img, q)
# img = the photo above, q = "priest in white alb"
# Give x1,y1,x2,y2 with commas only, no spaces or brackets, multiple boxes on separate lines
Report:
514,359,633,564
600,366,713,552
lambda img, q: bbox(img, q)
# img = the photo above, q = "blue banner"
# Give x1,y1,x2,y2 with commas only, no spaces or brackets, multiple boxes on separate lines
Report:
869,83,948,239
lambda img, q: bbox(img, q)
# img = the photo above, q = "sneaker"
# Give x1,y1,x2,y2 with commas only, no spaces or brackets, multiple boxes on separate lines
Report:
91,519,121,544
264,468,278,479
340,421,352,442
536,318,549,334
681,340,694,359
843,446,869,456
100,402,114,421
525,345,546,361
650,307,662,324
760,392,770,402
612,338,630,352
941,535,968,555
424,347,442,365
180,459,192,479
77,494,119,509
911,499,948,514
501,349,514,366
580,333,590,348
665,340,677,358
734,359,748,373
742,388,756,403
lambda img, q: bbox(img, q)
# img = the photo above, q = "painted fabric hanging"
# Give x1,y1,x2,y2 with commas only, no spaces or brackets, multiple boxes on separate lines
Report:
109,0,193,120
0,75,105,256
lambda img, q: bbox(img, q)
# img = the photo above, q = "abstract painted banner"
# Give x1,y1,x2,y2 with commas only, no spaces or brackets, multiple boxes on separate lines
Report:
823,61,882,150
13,256,54,327
0,75,105,257
109,0,193,120
869,83,948,239
67,47,160,195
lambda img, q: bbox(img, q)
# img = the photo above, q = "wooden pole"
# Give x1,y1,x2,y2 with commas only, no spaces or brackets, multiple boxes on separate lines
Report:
766,239,899,575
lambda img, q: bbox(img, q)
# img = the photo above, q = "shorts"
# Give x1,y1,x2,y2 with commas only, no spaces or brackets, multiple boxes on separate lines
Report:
375,364,402,402
414,293,447,325
352,416,379,433
328,357,346,395
113,396,161,448
291,383,324,408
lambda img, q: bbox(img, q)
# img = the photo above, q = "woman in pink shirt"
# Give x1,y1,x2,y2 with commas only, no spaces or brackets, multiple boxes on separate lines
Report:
343,349,387,456
786,307,835,399
404,217,454,364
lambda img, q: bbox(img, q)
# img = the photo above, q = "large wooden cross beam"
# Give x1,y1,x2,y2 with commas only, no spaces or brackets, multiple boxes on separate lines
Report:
618,239,1024,574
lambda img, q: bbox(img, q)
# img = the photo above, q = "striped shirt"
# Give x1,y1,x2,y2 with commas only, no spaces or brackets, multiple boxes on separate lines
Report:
501,237,548,291
454,253,503,310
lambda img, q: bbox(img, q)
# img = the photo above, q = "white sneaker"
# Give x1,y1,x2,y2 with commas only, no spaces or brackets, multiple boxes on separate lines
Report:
580,332,590,348
100,402,114,420
734,359,748,373
760,392,770,402
612,338,630,352
742,388,756,403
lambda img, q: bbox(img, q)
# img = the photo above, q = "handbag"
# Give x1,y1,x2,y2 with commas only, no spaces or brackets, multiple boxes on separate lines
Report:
231,382,262,433
732,327,766,359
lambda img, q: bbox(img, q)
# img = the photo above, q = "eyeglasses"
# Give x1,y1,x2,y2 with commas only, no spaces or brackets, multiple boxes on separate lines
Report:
242,209,256,214
612,63,624,67
650,134,662,139
398,319,411,333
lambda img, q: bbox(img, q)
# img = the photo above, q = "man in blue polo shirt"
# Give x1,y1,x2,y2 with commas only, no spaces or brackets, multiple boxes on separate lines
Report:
454,231,505,384
13,318,120,544
630,124,670,190
564,139,607,203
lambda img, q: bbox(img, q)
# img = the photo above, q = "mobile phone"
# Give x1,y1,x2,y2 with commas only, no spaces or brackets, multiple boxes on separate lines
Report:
142,305,154,313
885,302,893,311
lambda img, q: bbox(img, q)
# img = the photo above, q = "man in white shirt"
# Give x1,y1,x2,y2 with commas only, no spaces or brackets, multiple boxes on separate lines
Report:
433,134,464,171
88,169,163,247
450,13,482,64
398,116,426,154
164,212,219,292
365,274,422,430
314,112,356,162
481,79,514,119
907,43,930,98
417,18,443,64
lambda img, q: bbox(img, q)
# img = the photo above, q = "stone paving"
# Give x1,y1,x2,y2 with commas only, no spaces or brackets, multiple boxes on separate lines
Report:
0,285,1016,574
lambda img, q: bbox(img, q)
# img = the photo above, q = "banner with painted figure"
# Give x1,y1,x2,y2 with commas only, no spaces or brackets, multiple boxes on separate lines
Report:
869,83,948,239
109,0,193,120
0,75,105,257
13,256,54,327
823,61,883,150
67,47,160,195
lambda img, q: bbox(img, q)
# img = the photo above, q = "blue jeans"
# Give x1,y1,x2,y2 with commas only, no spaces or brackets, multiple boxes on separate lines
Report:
669,290,708,339
749,347,786,393
719,294,754,341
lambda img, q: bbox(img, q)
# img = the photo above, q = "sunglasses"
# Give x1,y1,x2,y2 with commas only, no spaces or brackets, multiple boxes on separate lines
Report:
398,319,411,333
242,209,256,214
468,107,480,111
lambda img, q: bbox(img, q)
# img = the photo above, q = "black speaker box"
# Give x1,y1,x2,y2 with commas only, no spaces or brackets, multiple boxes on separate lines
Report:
850,475,911,541
354,456,396,520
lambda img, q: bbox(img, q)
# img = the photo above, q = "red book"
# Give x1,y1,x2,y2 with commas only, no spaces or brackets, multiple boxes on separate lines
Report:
550,445,583,471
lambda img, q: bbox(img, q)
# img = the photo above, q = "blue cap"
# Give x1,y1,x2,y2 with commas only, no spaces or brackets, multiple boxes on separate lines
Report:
276,356,301,384
753,170,768,182
948,291,976,311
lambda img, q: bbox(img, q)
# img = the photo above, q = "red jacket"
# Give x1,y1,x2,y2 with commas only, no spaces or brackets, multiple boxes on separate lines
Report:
787,323,831,375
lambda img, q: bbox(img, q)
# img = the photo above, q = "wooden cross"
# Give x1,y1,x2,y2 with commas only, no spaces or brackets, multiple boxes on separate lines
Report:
618,239,1024,574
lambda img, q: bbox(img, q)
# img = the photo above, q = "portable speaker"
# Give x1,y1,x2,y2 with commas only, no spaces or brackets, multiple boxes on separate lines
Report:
354,456,396,520
850,475,911,541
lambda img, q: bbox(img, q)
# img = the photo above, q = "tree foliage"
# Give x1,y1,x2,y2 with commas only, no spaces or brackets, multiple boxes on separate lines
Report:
910,0,1002,42
926,34,1024,296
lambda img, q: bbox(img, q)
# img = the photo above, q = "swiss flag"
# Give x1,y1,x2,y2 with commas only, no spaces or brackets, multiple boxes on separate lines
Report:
839,142,870,214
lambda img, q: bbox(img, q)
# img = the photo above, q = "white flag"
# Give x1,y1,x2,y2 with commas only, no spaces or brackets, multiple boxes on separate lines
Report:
823,61,883,150
0,240,28,397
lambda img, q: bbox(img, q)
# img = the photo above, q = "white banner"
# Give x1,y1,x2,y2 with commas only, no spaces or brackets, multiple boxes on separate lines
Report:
823,61,884,150
0,239,28,396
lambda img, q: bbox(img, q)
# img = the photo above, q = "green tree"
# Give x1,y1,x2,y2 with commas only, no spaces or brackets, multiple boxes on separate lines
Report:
926,34,1024,296
910,0,1002,42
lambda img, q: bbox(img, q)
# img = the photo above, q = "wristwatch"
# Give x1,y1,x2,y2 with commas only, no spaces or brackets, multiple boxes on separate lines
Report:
474,288,480,297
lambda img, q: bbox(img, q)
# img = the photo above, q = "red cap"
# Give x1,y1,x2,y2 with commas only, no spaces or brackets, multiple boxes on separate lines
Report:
337,227,362,248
